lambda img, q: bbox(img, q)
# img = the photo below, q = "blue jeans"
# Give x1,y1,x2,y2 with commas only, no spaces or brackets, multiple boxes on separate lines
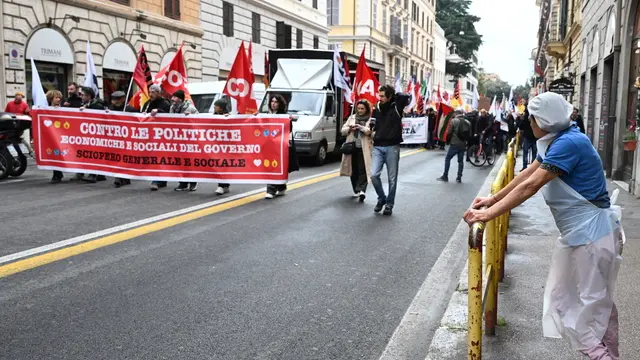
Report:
522,138,537,169
371,145,400,207
444,144,465,179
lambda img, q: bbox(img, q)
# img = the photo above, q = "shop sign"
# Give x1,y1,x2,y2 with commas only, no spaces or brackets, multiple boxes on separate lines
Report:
549,77,574,96
25,28,74,64
103,41,136,72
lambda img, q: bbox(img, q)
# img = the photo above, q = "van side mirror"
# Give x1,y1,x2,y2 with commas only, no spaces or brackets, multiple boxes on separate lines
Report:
325,97,335,117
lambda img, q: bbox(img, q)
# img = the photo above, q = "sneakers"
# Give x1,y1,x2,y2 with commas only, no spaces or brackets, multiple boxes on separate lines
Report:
265,193,275,199
352,192,361,198
150,183,159,191
215,186,230,195
374,200,386,213
456,177,462,183
83,175,97,183
150,182,166,191
276,189,286,197
188,183,198,192
436,176,448,182
50,177,62,184
358,191,366,202
174,184,189,192
114,178,130,188
382,206,393,216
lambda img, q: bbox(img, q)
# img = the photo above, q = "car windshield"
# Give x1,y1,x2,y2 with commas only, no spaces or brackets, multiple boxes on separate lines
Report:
260,91,324,116
191,94,217,113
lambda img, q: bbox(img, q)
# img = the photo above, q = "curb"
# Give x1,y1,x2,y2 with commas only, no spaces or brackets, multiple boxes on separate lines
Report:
424,154,507,360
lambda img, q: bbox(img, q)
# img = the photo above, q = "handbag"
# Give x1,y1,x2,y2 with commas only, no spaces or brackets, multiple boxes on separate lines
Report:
340,141,356,155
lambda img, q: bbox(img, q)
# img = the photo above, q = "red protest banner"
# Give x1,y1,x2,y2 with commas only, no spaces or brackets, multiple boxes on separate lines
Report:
31,108,291,184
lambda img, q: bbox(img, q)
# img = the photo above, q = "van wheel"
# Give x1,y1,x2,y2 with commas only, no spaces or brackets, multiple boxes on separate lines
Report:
315,143,327,166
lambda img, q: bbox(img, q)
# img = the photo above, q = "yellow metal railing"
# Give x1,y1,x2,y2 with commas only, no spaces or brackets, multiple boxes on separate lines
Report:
467,132,520,359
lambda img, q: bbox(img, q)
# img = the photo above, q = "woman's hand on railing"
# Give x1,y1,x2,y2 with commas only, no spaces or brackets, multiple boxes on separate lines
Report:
463,207,491,225
472,196,496,209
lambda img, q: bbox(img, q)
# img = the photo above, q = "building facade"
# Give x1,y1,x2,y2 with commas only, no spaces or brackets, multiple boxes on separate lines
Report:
199,0,329,82
328,0,436,86
444,52,478,107
432,22,446,93
1,0,204,108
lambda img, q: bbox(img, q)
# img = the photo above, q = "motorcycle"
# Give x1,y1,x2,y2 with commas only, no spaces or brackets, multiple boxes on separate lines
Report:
0,112,32,180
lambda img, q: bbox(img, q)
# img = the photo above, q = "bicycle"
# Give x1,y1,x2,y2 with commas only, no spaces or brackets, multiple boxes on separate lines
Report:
467,133,497,167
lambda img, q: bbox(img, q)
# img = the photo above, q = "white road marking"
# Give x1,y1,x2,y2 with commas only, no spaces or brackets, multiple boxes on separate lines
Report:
0,148,426,265
0,168,342,265
0,179,26,184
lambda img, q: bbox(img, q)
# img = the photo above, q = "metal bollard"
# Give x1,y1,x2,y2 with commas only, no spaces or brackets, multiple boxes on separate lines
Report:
468,222,484,359
484,216,498,337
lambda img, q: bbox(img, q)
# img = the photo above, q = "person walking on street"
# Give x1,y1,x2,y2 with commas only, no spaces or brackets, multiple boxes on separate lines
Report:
169,90,199,192
437,110,470,183
465,92,623,360
78,87,107,184
212,98,233,195
340,100,373,202
4,92,30,115
107,90,137,188
571,107,586,134
370,85,409,215
264,94,299,199
62,82,85,181
519,102,538,171
142,85,171,191
46,90,65,184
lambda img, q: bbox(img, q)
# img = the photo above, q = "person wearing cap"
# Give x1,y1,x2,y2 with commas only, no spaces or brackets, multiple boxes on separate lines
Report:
212,98,232,195
170,90,199,192
464,92,623,360
4,92,30,115
143,85,172,191
105,91,137,188
108,91,137,113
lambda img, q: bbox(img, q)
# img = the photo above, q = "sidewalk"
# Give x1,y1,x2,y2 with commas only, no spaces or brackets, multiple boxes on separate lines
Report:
425,158,640,359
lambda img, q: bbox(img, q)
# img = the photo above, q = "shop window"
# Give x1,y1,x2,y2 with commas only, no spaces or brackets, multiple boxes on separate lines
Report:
103,69,136,104
313,36,319,49
276,21,292,49
164,0,180,20
25,62,68,106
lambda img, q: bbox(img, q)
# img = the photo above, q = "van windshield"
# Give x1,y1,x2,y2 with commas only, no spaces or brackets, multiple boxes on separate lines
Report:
191,94,218,113
260,91,324,116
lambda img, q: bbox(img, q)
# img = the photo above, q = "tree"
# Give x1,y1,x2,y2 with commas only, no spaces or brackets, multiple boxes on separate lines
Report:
436,0,483,79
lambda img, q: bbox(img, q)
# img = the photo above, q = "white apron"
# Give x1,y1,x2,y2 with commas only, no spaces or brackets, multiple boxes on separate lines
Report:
536,133,624,351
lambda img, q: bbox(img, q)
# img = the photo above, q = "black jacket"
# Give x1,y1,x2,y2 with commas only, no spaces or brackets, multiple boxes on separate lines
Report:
371,94,409,147
141,97,170,113
475,115,492,135
83,98,106,110
518,116,536,140
573,115,586,134
64,94,83,108
109,102,138,112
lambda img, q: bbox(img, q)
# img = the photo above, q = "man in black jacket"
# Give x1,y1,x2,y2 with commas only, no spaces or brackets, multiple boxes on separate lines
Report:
63,82,83,108
142,84,171,191
78,87,107,183
518,103,538,170
571,107,586,134
370,85,409,216
108,91,136,188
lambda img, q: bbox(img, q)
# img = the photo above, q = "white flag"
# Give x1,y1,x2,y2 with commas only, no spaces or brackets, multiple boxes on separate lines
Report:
30,58,48,108
332,47,352,103
84,40,99,97
472,86,479,110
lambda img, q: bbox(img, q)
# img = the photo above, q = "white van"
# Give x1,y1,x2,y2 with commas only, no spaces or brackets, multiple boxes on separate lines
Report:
187,81,266,114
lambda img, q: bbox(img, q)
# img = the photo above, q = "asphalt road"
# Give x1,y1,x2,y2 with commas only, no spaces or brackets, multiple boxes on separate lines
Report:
0,148,492,360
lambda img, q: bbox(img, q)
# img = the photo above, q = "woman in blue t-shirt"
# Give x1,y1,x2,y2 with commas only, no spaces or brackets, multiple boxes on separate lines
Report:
464,92,623,360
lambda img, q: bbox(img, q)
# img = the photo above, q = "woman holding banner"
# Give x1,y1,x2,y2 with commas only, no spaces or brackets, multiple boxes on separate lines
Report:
46,90,64,184
340,100,373,202
264,94,299,199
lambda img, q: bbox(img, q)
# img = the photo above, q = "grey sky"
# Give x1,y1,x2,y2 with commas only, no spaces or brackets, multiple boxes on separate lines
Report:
470,0,539,86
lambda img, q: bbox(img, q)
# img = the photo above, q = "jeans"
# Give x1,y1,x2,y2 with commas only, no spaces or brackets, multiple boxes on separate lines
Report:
371,145,400,207
350,148,368,193
522,138,538,169
444,144,465,179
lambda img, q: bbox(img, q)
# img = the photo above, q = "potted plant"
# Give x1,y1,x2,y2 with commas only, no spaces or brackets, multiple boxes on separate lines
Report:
623,119,637,151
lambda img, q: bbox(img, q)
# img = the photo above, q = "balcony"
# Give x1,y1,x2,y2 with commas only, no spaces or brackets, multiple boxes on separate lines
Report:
387,34,404,54
546,41,567,59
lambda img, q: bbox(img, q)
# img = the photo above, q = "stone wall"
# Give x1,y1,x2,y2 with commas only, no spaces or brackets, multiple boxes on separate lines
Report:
2,0,203,100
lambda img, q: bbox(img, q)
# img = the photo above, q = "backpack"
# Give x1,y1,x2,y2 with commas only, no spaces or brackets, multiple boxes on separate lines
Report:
457,117,473,142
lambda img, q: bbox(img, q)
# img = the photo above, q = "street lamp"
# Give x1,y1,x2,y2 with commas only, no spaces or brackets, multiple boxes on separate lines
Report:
47,15,80,26
121,29,147,40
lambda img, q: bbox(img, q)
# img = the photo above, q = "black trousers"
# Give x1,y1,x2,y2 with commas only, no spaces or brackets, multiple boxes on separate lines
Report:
266,183,287,194
350,148,367,193
178,182,197,187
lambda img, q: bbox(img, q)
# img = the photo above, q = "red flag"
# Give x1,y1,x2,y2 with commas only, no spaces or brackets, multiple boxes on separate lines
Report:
247,42,254,76
453,80,460,100
132,45,152,98
353,47,379,107
157,44,190,98
263,51,269,88
224,41,257,114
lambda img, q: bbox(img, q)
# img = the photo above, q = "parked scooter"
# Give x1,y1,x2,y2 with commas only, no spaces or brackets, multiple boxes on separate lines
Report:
0,112,32,179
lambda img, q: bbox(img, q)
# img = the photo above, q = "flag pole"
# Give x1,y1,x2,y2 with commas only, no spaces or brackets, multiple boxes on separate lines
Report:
123,76,134,112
